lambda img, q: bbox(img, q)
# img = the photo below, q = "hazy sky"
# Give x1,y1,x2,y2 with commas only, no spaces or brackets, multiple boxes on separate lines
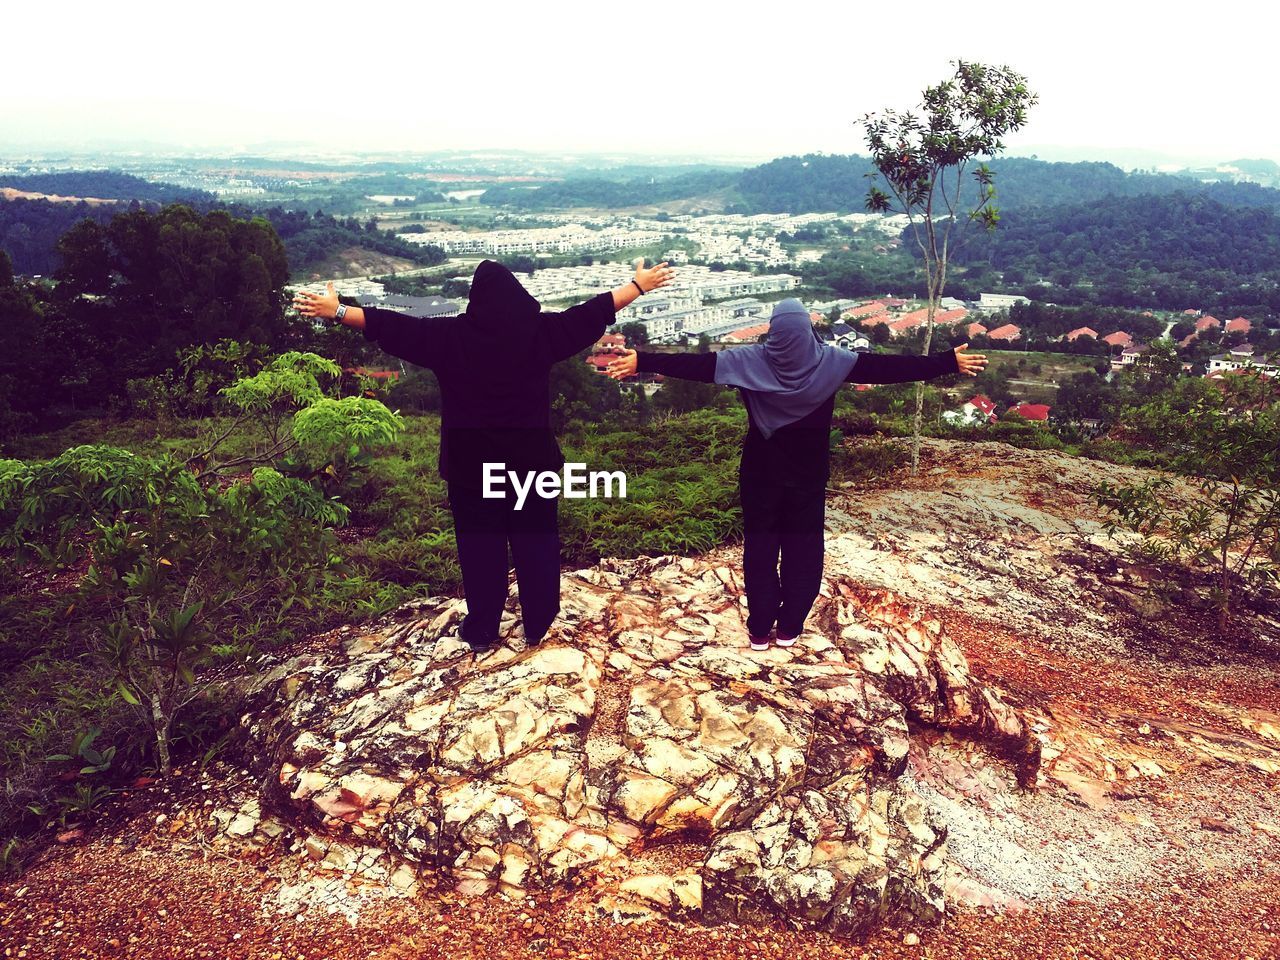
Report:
5,0,1275,167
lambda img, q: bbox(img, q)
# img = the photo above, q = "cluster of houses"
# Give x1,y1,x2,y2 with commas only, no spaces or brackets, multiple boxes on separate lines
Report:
398,224,663,256
810,294,1035,345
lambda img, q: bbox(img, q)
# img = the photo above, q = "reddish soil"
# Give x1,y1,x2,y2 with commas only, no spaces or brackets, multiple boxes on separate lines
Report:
3,605,1277,960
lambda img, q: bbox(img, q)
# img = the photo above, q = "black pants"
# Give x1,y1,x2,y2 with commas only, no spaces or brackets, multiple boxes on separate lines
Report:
448,481,561,647
740,469,826,638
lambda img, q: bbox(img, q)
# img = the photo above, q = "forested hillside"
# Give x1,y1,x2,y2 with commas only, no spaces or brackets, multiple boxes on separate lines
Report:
0,183,444,278
949,192,1280,313
479,170,739,209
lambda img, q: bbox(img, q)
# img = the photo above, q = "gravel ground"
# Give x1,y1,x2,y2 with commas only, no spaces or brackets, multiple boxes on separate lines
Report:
3,438,1278,959
2,839,1277,960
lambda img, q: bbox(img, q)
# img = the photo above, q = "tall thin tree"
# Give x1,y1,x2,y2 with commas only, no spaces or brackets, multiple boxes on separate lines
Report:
862,60,1037,473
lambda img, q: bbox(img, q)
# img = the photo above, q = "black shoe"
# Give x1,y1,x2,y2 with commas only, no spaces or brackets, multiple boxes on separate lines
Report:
460,624,500,655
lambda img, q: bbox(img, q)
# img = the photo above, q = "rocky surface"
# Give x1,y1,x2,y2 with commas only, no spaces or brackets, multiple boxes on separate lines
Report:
6,439,1279,958
236,554,1039,937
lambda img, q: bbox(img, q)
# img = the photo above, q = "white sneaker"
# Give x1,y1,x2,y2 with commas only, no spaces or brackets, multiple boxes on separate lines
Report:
775,633,797,648
749,635,771,651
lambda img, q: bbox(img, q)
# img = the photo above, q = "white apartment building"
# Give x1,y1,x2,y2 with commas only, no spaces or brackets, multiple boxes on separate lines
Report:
977,293,1030,312
398,225,662,256
1206,345,1279,377
517,263,799,306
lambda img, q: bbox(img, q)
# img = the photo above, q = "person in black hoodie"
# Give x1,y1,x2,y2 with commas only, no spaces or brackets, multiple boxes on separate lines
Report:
607,298,986,651
293,259,674,653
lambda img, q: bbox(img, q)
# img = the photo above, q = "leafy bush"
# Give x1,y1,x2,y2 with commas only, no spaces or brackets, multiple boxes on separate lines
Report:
0,446,346,774
0,350,403,855
1094,372,1280,633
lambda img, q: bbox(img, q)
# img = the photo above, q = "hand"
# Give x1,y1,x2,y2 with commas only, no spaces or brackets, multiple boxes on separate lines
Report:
606,349,638,380
292,280,340,320
634,260,674,293
953,343,988,377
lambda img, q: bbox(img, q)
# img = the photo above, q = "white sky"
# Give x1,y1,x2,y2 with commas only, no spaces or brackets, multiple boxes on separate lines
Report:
5,0,1276,167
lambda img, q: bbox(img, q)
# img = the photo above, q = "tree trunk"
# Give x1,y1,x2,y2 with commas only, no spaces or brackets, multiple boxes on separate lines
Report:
151,691,172,777
909,290,940,478
910,384,924,476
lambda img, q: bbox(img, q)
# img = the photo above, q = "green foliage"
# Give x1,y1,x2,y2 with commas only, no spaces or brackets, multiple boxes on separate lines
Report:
952,192,1280,314
46,726,116,775
830,434,910,485
221,352,341,413
863,61,1037,233
0,837,23,877
125,339,271,421
386,368,442,413
0,347,401,801
56,782,114,820
0,443,349,780
291,397,404,477
1094,371,1280,633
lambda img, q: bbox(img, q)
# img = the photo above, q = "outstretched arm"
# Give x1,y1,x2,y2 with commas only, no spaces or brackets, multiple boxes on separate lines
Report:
846,343,986,384
293,281,445,368
606,348,717,382
545,260,677,362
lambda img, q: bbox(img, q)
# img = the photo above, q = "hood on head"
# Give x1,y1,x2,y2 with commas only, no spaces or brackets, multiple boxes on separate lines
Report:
466,260,541,329
763,298,823,380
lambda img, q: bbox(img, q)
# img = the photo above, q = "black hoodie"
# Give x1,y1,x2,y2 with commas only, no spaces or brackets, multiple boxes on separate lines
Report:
362,260,615,487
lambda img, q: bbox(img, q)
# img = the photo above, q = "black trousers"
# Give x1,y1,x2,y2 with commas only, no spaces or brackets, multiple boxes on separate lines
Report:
447,481,561,647
739,468,826,638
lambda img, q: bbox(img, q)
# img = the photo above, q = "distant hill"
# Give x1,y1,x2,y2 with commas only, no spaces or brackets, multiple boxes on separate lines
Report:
480,152,1280,219
0,172,445,278
0,170,215,204
0,172,218,275
1180,158,1280,189
480,170,739,210
948,191,1280,315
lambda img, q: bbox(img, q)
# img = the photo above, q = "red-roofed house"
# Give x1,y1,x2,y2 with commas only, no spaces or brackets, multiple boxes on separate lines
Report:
882,298,908,309
966,394,998,422
1182,308,1200,316
1066,326,1098,341
888,309,929,335
722,323,770,343
1226,316,1252,334
987,323,1021,342
595,333,626,351
1179,332,1199,348
859,313,892,327
1102,331,1133,348
936,308,969,326
1007,402,1050,421
966,322,988,338
810,311,824,324
585,354,615,375
1195,315,1221,332
843,301,887,319
943,393,1000,427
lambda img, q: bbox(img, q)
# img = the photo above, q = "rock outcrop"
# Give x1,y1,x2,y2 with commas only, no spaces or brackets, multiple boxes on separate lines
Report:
239,554,1038,937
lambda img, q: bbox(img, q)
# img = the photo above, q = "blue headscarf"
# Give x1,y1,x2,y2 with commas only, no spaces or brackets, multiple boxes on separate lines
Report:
713,298,860,438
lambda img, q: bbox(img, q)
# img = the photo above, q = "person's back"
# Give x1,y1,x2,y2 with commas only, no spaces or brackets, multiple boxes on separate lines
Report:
740,392,837,489
361,260,615,487
345,256,674,652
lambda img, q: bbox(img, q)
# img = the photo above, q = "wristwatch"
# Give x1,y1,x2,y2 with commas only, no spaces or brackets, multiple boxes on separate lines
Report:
335,303,348,322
